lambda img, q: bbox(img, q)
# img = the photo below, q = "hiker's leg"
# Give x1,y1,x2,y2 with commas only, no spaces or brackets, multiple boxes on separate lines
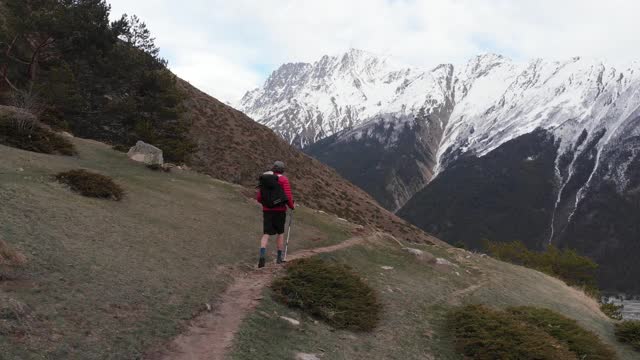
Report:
260,234,270,249
276,234,285,263
275,212,286,263
276,234,285,251
258,234,269,268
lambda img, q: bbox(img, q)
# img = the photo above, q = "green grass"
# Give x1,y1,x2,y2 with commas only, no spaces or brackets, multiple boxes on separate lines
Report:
56,169,125,200
448,304,578,359
232,238,637,359
601,302,624,320
615,321,640,352
0,138,352,359
485,240,599,294
272,258,381,331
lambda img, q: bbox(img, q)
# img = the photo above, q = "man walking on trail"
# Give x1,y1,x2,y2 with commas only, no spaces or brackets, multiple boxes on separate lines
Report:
257,161,295,268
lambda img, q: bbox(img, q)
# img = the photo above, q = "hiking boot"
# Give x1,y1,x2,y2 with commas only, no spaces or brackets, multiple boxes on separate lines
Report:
258,257,266,268
276,257,284,265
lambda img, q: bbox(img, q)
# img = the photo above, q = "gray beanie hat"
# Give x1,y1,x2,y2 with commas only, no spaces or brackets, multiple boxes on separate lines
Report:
273,161,285,173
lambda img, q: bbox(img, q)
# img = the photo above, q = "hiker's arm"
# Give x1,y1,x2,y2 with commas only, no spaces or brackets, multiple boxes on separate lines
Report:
281,177,295,209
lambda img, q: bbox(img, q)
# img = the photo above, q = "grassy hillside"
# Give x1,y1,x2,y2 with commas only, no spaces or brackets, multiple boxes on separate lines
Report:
0,139,354,359
231,235,637,359
1,136,634,359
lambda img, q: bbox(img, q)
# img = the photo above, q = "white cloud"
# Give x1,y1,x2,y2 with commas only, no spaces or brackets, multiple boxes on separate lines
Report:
106,0,640,103
171,52,262,104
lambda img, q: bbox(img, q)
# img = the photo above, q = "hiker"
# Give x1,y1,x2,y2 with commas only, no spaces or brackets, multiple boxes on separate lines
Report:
256,161,295,268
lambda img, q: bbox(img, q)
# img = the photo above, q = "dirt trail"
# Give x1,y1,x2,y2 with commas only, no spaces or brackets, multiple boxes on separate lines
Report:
147,236,366,360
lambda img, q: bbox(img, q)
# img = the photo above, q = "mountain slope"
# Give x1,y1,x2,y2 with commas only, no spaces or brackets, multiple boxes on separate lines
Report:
398,56,640,293
178,80,438,246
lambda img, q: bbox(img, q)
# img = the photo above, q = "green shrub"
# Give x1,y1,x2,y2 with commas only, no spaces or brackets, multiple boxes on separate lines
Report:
600,302,624,320
271,258,381,331
0,115,75,156
112,144,130,153
453,241,467,249
146,164,170,172
55,170,124,201
448,304,577,360
615,321,640,351
485,240,598,290
507,306,616,360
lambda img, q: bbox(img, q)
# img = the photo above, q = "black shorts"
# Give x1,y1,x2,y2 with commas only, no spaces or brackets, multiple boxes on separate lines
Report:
263,211,287,235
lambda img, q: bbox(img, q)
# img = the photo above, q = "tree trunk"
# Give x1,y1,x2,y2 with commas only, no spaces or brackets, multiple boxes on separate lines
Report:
0,36,19,93
27,37,54,94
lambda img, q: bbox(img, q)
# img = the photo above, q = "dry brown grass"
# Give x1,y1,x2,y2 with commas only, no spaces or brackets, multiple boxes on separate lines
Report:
0,239,27,268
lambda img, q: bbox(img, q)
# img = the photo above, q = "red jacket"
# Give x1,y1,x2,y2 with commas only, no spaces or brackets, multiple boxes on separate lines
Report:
257,172,295,212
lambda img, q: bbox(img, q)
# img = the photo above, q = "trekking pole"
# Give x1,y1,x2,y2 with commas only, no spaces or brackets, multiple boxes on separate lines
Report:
284,210,293,261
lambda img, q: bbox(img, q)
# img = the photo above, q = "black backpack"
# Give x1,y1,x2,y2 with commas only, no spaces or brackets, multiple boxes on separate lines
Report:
258,173,288,208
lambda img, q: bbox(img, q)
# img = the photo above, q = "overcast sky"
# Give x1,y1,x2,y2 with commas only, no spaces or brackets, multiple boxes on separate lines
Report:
107,0,640,104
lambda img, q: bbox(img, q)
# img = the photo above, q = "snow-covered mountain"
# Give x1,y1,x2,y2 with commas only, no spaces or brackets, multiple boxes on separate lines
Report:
239,48,453,148
241,50,640,294
241,50,640,210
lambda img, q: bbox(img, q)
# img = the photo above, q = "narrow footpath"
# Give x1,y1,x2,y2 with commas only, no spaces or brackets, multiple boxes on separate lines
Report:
147,236,366,360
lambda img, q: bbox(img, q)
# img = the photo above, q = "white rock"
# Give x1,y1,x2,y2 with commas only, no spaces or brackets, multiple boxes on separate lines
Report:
296,353,321,360
127,141,163,166
280,316,300,326
435,258,458,267
403,247,424,256
59,131,74,138
381,266,394,270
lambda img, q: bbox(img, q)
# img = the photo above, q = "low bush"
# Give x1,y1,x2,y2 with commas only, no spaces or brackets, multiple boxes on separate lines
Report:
485,240,598,291
600,302,624,320
112,144,130,153
507,306,616,360
55,170,124,201
448,304,577,359
0,240,27,268
146,164,170,172
0,114,75,156
271,257,381,331
615,321,640,351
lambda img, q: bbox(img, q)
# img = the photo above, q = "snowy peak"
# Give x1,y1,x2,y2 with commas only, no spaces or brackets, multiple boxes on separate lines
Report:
441,56,640,164
240,49,455,148
241,51,640,179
